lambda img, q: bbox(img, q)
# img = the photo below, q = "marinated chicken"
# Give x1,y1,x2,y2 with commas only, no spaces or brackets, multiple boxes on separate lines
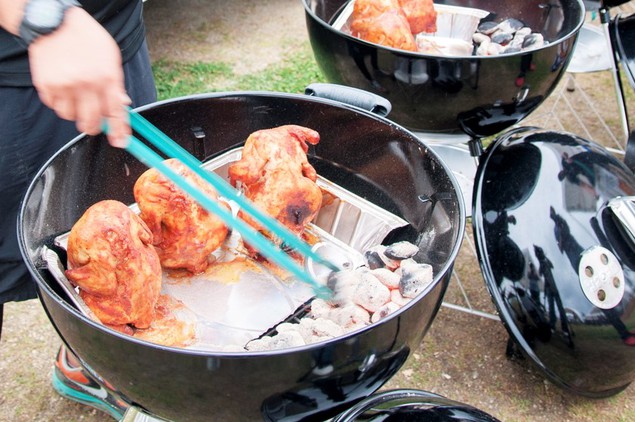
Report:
398,0,437,34
228,125,322,238
65,200,162,333
134,158,230,274
350,0,417,51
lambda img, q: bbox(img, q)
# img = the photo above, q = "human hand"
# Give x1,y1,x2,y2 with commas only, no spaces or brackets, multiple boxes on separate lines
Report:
28,7,131,147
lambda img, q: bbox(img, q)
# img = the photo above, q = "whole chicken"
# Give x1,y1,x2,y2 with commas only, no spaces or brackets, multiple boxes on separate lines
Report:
134,158,230,274
398,0,437,34
228,125,323,239
65,200,162,333
350,0,417,52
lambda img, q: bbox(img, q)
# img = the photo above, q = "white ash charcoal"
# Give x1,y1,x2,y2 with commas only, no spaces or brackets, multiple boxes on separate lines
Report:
394,258,418,277
502,46,522,54
490,30,513,46
476,40,490,56
399,263,434,298
353,271,391,312
371,302,402,323
497,18,524,34
269,331,306,349
329,303,371,328
309,298,333,320
275,322,302,334
371,267,401,290
474,18,546,56
384,241,419,261
391,289,411,307
477,21,499,35
522,33,545,50
484,42,504,56
297,317,345,343
515,27,532,38
364,245,399,270
504,36,526,53
472,32,490,45
364,245,387,269
328,269,362,306
507,33,527,50
346,323,370,332
245,337,273,352
246,330,306,351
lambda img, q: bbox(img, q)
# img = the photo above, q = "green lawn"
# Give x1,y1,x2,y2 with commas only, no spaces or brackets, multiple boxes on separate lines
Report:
152,46,325,100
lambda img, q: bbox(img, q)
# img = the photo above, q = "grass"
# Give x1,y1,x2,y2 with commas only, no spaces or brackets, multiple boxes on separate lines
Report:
151,61,233,100
151,46,326,100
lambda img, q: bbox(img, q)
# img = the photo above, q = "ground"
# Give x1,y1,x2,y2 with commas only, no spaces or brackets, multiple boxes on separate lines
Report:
1,0,635,421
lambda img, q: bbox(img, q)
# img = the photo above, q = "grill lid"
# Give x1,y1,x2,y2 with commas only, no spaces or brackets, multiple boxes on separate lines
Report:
472,127,635,397
331,389,500,422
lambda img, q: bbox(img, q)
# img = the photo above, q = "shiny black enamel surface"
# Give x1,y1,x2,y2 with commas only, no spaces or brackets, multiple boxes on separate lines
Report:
473,127,635,397
18,92,465,422
614,12,635,91
332,389,501,422
303,0,584,136
584,0,633,9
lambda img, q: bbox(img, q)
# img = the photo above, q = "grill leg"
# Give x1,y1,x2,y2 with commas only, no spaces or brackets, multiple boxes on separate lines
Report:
624,131,635,173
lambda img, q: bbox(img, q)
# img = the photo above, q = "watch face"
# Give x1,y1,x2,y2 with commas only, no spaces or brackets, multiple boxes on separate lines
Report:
25,0,65,32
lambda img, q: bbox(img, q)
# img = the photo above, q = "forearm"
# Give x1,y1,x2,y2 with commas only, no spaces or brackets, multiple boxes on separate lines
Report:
0,0,29,35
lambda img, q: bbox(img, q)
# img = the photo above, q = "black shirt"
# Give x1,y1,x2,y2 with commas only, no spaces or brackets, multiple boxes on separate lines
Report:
0,0,145,87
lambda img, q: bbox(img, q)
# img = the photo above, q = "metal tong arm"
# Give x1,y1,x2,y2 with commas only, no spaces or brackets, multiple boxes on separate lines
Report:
127,110,338,272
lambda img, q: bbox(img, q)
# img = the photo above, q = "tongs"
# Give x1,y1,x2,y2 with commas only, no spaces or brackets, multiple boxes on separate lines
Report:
118,110,337,298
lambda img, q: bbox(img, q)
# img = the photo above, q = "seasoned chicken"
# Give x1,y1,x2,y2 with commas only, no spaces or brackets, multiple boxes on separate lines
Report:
134,158,230,274
228,125,322,238
65,200,162,333
398,0,437,34
350,0,417,52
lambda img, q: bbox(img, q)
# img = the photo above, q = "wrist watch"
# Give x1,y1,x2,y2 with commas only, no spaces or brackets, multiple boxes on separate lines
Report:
18,0,81,46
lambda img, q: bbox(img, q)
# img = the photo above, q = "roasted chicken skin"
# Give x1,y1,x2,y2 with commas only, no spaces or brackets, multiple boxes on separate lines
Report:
134,158,230,274
350,0,417,51
65,200,162,332
228,125,322,238
399,0,437,34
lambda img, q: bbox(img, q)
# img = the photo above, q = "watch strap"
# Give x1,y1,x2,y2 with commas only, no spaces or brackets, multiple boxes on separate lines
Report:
18,0,81,47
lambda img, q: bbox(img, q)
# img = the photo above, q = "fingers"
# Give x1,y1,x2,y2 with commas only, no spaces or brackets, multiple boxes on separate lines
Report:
74,91,103,135
50,95,77,122
104,91,132,148
37,76,132,147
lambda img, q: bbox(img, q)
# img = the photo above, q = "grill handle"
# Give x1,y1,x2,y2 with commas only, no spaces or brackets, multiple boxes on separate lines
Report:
305,83,392,117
